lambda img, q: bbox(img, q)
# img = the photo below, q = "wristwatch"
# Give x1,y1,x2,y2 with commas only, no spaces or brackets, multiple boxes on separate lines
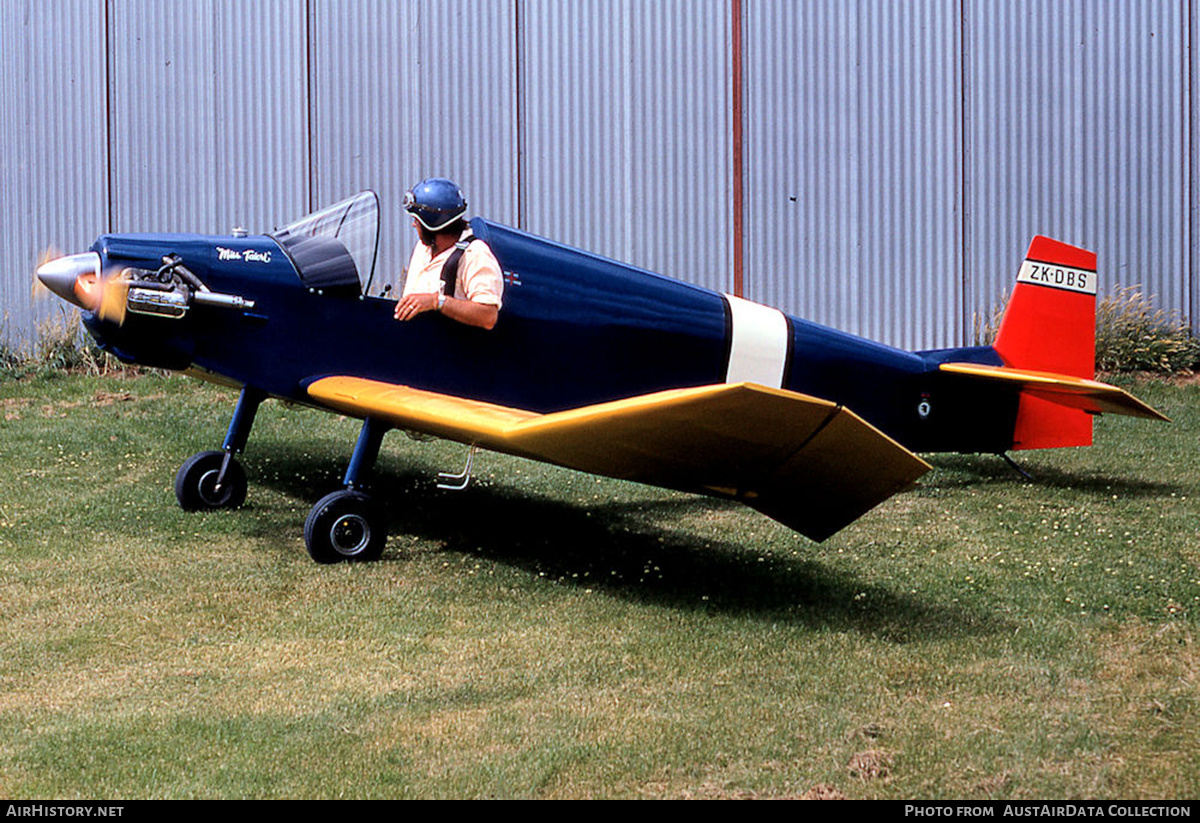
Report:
437,293,447,311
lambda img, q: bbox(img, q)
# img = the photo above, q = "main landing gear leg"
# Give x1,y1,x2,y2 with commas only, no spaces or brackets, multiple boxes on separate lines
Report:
175,386,265,511
304,417,389,564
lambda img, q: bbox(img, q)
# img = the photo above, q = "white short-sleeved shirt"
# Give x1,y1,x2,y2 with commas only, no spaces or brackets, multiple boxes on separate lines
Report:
402,229,503,309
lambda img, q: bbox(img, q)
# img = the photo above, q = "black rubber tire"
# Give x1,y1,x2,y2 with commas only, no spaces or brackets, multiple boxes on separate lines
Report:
303,489,387,564
174,450,247,511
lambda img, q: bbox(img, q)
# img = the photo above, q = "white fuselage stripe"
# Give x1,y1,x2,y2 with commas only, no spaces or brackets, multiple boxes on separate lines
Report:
723,294,790,388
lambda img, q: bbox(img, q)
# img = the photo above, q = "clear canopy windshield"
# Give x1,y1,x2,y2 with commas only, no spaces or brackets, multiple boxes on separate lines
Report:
269,191,381,295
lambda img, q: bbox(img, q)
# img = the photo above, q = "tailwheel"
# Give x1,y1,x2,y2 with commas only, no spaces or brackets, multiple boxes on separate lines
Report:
304,489,388,564
175,450,247,511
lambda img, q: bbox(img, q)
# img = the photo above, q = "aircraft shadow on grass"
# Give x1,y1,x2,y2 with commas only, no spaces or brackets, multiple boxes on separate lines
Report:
233,439,1011,641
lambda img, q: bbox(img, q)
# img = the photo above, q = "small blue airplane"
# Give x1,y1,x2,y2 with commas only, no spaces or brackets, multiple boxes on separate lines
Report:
36,191,1166,562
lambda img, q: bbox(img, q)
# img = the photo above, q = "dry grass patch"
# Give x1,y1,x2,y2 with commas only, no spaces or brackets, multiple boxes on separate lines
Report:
801,782,848,799
1094,620,1198,797
848,749,893,781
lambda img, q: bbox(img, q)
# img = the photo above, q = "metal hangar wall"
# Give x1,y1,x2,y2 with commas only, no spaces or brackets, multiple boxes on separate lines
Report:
1,0,1195,351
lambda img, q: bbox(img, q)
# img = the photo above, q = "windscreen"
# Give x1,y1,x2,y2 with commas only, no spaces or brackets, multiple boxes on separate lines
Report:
270,191,381,294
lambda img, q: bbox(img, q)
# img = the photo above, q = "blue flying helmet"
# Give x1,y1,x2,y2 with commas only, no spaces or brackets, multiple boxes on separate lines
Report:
403,178,468,231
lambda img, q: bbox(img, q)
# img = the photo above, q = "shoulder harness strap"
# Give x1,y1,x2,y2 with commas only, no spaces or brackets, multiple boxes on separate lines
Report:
441,232,475,298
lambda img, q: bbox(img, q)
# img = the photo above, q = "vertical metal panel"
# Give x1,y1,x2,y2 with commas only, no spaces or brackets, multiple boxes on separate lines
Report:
1192,0,1199,329
965,0,1190,330
964,1,1086,329
311,0,517,296
520,0,733,292
743,0,963,349
1085,0,1189,319
858,0,963,349
110,0,308,235
212,1,309,235
110,0,218,231
0,0,108,348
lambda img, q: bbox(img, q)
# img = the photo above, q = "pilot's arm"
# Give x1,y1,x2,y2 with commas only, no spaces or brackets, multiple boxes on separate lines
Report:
394,293,498,330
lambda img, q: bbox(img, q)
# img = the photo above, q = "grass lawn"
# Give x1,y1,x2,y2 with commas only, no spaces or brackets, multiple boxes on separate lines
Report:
0,371,1196,799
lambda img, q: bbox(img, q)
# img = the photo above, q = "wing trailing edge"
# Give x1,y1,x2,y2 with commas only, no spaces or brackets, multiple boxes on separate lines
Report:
306,377,932,541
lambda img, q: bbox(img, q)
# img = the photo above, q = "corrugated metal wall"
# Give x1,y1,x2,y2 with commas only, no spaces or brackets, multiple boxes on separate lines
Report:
1192,0,1199,330
743,0,963,348
519,0,733,292
963,0,1191,335
1,0,1196,351
0,0,108,342
109,0,311,234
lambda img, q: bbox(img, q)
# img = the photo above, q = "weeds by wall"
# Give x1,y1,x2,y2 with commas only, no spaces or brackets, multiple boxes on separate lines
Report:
1094,287,1200,373
0,311,131,379
975,286,1199,374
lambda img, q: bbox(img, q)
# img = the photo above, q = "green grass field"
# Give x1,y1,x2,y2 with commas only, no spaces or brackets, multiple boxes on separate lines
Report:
0,371,1196,799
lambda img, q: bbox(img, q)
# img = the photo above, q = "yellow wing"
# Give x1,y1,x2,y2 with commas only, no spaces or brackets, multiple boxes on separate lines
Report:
939,363,1169,421
306,377,931,541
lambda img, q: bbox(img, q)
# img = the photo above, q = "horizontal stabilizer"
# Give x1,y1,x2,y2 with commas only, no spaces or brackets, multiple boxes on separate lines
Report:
939,363,1169,421
306,377,932,541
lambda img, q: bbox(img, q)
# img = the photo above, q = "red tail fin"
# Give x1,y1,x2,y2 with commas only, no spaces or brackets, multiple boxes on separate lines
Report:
993,236,1098,449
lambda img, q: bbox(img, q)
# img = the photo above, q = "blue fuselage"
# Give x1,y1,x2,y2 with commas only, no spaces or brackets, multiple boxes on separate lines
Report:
88,219,1017,454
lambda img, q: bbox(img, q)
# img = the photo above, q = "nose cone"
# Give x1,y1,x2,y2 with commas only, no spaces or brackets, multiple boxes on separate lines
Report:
36,252,101,309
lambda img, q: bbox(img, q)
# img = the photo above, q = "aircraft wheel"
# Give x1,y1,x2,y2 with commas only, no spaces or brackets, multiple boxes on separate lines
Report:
304,490,387,564
175,450,247,511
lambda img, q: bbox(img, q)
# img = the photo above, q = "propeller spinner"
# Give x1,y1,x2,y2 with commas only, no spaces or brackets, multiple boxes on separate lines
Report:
35,252,128,325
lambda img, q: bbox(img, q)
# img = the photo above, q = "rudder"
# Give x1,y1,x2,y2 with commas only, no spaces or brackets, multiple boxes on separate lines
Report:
993,236,1098,449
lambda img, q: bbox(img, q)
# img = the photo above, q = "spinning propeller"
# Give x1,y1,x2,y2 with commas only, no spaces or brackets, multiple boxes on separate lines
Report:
35,250,129,325
32,246,63,299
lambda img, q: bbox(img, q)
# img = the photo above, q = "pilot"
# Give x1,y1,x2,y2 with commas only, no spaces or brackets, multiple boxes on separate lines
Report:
393,178,503,330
